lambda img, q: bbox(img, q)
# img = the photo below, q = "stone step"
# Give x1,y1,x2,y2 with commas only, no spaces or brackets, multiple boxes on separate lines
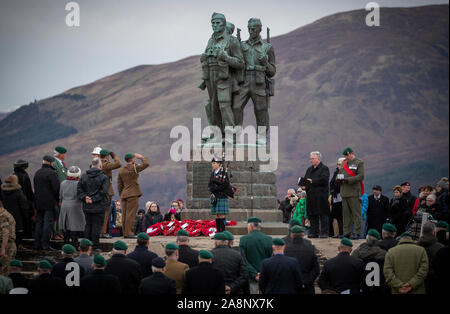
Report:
226,222,289,235
181,209,282,222
20,238,114,252
188,197,278,210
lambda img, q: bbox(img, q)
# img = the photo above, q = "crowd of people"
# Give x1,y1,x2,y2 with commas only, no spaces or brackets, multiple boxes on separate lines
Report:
279,148,449,242
0,145,449,295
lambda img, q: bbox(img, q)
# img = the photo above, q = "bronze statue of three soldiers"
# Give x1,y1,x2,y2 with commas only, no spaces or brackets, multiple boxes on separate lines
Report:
200,13,276,145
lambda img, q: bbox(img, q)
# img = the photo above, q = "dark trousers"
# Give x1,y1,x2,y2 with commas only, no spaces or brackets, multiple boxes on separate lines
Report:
34,210,55,249
84,213,104,246
309,214,329,237
329,202,343,236
63,231,82,247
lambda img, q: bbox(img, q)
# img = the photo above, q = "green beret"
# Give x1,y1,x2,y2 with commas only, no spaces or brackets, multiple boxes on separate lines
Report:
272,238,285,246
10,259,23,268
400,232,412,238
93,254,106,266
222,231,234,241
342,147,353,156
199,250,213,259
436,220,449,232
54,146,67,154
137,232,150,240
211,12,226,21
291,225,305,234
62,244,76,254
214,232,227,241
177,229,189,237
248,217,262,223
340,237,353,247
382,223,397,233
38,260,53,269
289,219,302,227
100,149,110,157
367,229,381,240
165,243,179,250
80,238,93,247
124,152,135,160
113,240,128,251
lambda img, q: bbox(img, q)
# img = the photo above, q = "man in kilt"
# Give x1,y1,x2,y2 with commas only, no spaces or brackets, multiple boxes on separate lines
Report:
208,156,231,233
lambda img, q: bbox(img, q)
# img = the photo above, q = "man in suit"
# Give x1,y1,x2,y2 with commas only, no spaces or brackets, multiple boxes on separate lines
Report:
99,149,121,239
164,242,189,294
259,238,303,294
176,230,199,268
284,225,320,294
28,260,68,294
239,217,273,294
126,232,158,278
80,254,121,294
367,185,390,234
182,250,225,295
212,232,249,294
139,257,176,294
105,240,143,294
117,153,149,238
318,237,364,294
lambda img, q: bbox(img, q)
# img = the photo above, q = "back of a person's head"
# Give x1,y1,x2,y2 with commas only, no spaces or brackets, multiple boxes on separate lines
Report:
91,157,101,169
422,222,435,235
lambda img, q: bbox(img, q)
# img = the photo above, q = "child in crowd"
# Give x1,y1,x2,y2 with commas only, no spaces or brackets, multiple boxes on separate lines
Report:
293,191,309,233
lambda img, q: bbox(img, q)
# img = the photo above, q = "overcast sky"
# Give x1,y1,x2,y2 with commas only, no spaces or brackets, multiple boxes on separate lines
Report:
0,0,448,112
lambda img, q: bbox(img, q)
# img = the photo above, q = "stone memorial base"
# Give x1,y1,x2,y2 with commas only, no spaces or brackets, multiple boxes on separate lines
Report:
183,147,287,235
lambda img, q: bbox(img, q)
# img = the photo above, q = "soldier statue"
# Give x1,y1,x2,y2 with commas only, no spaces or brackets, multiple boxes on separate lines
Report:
233,18,276,145
200,13,244,143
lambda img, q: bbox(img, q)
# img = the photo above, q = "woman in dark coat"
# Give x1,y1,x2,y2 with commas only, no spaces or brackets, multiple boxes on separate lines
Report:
13,160,35,239
143,202,163,229
1,174,29,248
388,186,411,235
301,152,330,238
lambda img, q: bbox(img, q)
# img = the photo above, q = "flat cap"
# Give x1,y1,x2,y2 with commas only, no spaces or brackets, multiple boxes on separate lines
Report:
367,229,381,240
152,257,166,268
93,254,106,266
248,217,261,223
199,250,213,259
382,223,397,233
340,237,353,247
113,240,128,251
43,155,55,163
38,260,53,269
62,244,76,254
177,229,189,237
222,231,234,241
10,259,23,268
137,232,150,240
80,238,93,247
165,243,179,250
372,185,382,191
342,147,353,156
272,238,285,246
54,146,67,154
291,225,305,234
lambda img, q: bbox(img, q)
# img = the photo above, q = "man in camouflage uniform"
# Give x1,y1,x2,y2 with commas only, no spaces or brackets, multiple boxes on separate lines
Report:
0,201,16,276
234,18,276,144
201,13,244,140
337,147,365,240
100,149,122,238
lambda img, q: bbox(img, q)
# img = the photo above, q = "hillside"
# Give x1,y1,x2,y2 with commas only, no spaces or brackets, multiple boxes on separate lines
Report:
0,4,448,205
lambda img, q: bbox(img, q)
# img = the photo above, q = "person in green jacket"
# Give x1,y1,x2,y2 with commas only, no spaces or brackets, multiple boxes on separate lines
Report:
239,217,273,294
293,191,308,227
384,232,429,294
52,146,68,183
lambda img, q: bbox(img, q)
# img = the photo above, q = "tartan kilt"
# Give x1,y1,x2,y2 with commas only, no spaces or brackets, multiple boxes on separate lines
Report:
211,198,229,215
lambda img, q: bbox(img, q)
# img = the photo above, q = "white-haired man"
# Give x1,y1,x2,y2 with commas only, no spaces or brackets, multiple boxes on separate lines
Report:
300,151,330,238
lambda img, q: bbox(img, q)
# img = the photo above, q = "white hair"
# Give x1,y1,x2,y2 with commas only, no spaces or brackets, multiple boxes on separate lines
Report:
426,194,437,202
310,151,322,159
91,157,101,169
